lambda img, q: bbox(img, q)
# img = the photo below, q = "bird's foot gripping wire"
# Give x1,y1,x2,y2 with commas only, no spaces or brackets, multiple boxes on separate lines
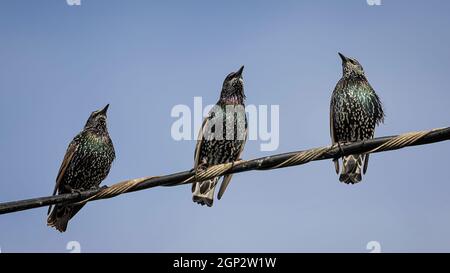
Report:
336,141,346,156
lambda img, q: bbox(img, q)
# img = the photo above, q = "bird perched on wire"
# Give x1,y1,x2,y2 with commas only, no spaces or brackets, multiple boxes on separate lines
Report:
330,53,384,184
47,104,115,232
192,66,248,207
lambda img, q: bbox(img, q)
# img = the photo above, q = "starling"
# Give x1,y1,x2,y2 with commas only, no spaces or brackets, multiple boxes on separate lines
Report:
330,53,384,184
192,66,248,207
47,104,115,232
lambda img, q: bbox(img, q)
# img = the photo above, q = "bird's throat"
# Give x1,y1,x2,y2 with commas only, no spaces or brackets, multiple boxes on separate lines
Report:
220,94,245,105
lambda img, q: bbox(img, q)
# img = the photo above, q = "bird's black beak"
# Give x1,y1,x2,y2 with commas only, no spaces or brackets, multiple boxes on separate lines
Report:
235,65,244,78
99,104,109,115
338,52,348,63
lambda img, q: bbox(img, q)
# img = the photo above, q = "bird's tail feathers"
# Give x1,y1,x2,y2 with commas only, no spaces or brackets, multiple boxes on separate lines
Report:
217,174,233,200
333,159,340,174
363,153,370,174
192,177,219,207
339,154,364,184
47,204,84,232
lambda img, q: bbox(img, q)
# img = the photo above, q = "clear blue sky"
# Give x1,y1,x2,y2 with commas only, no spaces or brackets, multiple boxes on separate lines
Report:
1,0,450,252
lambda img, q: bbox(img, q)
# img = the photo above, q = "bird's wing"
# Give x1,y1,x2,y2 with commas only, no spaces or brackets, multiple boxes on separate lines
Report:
362,131,375,174
47,136,80,215
330,103,337,144
218,120,248,200
192,113,214,192
330,98,340,174
364,83,385,125
194,113,213,170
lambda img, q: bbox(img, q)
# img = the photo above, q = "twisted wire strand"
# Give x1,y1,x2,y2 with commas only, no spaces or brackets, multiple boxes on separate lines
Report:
194,160,245,181
270,146,332,169
78,129,439,203
76,176,158,204
1,127,448,215
368,128,442,153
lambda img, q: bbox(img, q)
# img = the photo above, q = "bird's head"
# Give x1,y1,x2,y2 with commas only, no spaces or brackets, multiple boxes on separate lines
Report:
339,52,365,78
84,104,110,131
220,65,245,102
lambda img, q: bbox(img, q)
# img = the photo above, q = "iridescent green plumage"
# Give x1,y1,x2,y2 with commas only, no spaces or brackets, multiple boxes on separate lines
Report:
47,105,115,232
330,53,384,183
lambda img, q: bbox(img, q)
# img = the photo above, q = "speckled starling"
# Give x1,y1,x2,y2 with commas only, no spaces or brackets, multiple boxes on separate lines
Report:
192,66,248,207
47,104,115,232
330,53,384,184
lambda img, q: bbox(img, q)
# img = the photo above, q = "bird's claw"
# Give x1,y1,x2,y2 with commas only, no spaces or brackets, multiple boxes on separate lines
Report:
196,163,208,173
336,141,346,157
